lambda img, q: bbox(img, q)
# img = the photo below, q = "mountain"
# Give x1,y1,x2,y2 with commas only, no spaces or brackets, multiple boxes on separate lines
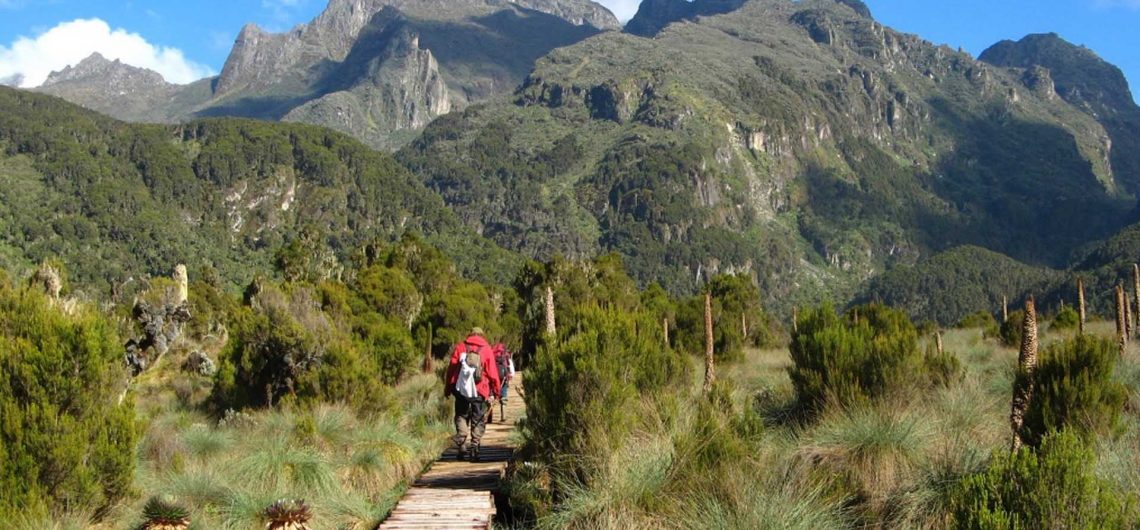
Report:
980,33,1140,194
34,0,618,150
398,0,1138,313
0,86,518,294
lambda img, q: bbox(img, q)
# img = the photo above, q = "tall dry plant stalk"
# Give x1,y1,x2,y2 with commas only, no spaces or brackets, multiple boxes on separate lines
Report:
544,286,556,338
792,306,798,334
936,330,944,356
742,312,748,338
1134,263,1140,338
1127,292,1134,338
1117,284,1128,356
422,323,433,374
1009,297,1038,452
1078,276,1087,336
173,264,188,306
704,292,715,393
1002,295,1008,323
663,318,670,346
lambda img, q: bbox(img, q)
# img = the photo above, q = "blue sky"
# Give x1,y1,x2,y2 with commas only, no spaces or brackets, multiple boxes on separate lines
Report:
0,0,1137,102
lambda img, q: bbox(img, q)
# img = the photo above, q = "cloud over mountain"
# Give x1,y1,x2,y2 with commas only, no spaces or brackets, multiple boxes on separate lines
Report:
0,18,214,87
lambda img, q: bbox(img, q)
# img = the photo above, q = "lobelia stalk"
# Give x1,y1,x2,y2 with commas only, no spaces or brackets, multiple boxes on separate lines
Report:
704,292,715,393
1009,297,1038,452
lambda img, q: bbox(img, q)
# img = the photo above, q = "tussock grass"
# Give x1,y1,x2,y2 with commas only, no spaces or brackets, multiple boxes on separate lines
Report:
88,374,450,530
512,323,1140,529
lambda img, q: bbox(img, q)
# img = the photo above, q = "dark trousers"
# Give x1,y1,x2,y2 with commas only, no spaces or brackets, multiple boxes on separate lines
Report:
453,396,488,450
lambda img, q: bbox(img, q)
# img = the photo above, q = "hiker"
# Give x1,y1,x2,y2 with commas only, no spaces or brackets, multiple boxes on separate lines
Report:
492,342,515,422
444,327,500,462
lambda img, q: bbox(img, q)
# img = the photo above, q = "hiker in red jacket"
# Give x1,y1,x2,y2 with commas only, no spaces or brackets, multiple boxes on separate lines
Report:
444,327,500,462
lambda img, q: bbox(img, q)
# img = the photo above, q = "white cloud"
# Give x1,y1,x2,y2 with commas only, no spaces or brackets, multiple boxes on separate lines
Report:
595,0,642,23
0,18,215,87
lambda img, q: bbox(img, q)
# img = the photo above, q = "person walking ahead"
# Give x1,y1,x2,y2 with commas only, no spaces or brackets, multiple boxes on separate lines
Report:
444,327,500,462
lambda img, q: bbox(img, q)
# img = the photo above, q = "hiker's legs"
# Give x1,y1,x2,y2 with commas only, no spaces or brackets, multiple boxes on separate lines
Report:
500,379,509,403
469,399,488,450
452,397,470,453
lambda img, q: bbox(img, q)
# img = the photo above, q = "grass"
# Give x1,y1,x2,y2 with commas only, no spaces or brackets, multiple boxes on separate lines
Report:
26,370,453,530
505,323,1140,529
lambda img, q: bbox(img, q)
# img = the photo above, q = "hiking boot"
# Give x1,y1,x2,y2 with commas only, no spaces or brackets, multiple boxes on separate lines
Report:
470,446,481,463
456,446,467,461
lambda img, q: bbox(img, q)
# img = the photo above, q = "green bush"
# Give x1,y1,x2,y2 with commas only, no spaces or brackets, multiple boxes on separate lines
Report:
949,431,1136,529
924,340,964,387
214,282,392,410
999,309,1025,347
0,276,137,519
1019,335,1127,448
956,310,1001,338
675,274,778,363
524,305,686,469
788,303,932,412
1051,305,1080,331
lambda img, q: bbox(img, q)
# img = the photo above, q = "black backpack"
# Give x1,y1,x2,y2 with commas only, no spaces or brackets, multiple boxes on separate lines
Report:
464,346,483,384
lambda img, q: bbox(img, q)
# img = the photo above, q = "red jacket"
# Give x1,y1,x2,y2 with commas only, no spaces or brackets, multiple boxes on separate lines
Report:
445,334,501,400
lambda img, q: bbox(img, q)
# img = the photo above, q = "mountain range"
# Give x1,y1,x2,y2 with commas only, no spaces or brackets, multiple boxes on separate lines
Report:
7,0,1140,323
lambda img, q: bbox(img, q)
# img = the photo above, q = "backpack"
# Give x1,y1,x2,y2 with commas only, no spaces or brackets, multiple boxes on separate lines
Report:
496,348,512,381
464,345,483,384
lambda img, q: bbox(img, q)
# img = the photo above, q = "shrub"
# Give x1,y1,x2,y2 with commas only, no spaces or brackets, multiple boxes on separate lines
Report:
0,276,137,519
1051,305,1080,331
1019,335,1127,447
788,303,931,411
524,306,686,469
675,274,777,362
956,310,1000,338
999,309,1025,347
213,283,390,410
924,340,964,387
949,431,1136,528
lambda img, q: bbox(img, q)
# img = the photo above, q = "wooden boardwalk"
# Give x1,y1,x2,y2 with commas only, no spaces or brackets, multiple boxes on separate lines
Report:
378,380,524,530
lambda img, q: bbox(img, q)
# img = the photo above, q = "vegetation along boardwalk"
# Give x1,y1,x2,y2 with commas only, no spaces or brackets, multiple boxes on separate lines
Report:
378,378,524,530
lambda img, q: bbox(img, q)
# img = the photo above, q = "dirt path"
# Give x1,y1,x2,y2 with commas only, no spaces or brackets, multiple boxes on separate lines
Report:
378,378,524,530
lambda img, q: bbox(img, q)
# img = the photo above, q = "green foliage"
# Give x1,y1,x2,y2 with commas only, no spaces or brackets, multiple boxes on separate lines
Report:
956,310,1001,338
675,274,779,362
0,275,137,519
0,87,517,295
1000,309,1025,347
867,246,1060,327
788,303,934,411
214,282,393,410
1019,335,1127,448
524,305,686,472
924,340,964,387
1051,305,1080,331
949,431,1136,529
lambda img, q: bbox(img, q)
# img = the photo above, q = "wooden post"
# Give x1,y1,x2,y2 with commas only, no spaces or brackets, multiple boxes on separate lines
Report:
1009,297,1038,452
704,292,715,393
1002,295,1008,323
1134,264,1140,338
544,286,556,339
1117,285,1127,356
1077,277,1086,336
422,323,434,374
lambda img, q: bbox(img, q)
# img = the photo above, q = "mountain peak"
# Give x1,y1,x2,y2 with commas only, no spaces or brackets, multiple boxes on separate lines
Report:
42,52,168,88
980,32,1135,115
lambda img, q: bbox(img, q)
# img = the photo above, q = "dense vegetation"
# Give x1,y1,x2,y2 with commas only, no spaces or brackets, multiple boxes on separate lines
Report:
0,87,518,297
0,272,136,521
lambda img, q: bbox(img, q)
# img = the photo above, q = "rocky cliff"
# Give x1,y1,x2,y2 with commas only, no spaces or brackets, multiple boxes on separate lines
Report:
400,0,1138,310
36,0,618,150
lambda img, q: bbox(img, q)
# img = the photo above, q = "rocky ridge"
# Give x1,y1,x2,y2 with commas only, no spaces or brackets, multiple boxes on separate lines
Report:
34,0,618,150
